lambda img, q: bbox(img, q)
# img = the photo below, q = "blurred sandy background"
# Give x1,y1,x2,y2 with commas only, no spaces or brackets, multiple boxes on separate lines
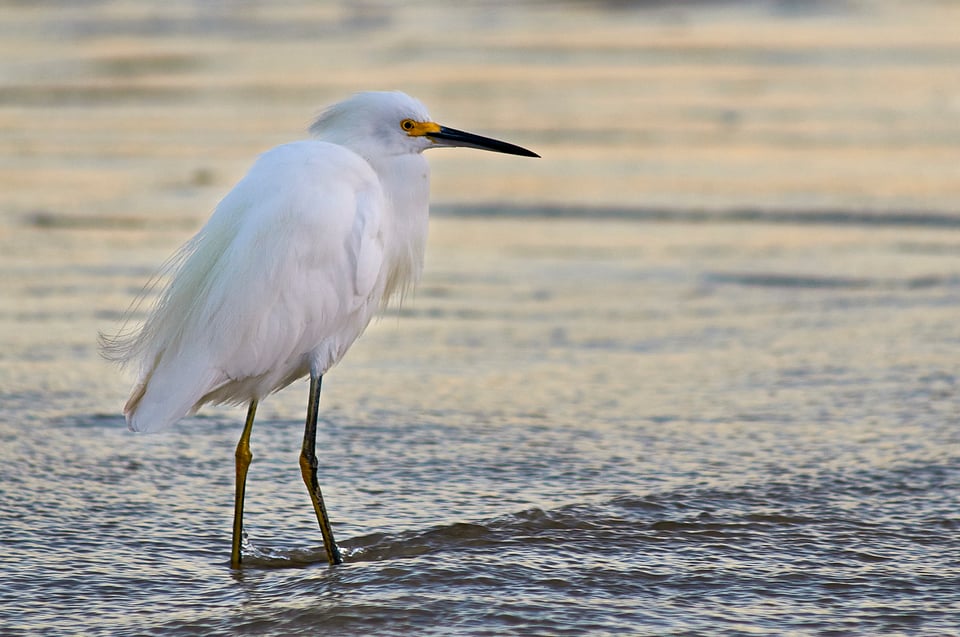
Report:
2,0,959,227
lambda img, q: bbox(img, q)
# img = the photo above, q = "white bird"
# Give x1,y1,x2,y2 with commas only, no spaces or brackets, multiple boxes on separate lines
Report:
101,90,538,568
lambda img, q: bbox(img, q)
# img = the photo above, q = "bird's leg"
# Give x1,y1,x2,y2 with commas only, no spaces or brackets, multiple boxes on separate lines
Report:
231,399,258,568
299,373,343,565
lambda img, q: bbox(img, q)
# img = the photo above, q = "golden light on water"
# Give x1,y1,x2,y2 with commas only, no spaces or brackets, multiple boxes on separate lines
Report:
2,2,959,635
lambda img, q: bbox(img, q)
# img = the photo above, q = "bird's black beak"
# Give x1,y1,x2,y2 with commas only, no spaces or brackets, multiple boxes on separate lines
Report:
428,126,540,158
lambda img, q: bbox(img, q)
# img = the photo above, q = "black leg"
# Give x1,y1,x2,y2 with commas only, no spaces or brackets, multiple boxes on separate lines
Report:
232,399,258,568
299,373,343,565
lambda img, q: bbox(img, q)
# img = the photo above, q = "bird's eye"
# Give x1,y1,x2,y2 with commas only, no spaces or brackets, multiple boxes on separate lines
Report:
401,119,415,132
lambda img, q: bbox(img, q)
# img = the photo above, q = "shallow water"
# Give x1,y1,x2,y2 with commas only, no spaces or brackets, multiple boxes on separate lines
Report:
3,214,959,635
2,1,960,636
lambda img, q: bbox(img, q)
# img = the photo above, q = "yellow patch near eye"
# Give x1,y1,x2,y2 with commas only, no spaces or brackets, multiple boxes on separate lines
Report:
402,120,441,137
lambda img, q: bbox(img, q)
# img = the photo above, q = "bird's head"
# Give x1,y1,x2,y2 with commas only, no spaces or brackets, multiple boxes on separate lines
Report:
309,90,539,160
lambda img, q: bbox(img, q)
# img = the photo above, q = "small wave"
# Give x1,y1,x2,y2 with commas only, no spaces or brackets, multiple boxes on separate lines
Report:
235,458,958,571
235,493,817,568
436,204,960,229
704,271,958,290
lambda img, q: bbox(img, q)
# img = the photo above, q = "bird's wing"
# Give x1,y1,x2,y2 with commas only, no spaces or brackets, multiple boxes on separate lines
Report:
204,142,387,380
124,141,386,431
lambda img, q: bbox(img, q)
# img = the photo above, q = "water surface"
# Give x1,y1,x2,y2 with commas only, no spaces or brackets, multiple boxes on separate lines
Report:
1,1,959,635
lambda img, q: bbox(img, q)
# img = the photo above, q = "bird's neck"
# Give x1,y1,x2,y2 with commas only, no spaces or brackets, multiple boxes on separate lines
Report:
377,153,431,305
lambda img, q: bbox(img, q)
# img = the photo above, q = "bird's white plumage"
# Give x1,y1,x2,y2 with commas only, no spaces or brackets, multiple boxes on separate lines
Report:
100,90,538,568
105,92,434,432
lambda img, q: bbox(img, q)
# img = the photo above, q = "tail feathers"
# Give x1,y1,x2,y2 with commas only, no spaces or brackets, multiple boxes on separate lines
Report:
124,359,221,433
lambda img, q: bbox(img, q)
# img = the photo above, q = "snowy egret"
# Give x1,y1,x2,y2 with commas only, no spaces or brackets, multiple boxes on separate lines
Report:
101,91,538,568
